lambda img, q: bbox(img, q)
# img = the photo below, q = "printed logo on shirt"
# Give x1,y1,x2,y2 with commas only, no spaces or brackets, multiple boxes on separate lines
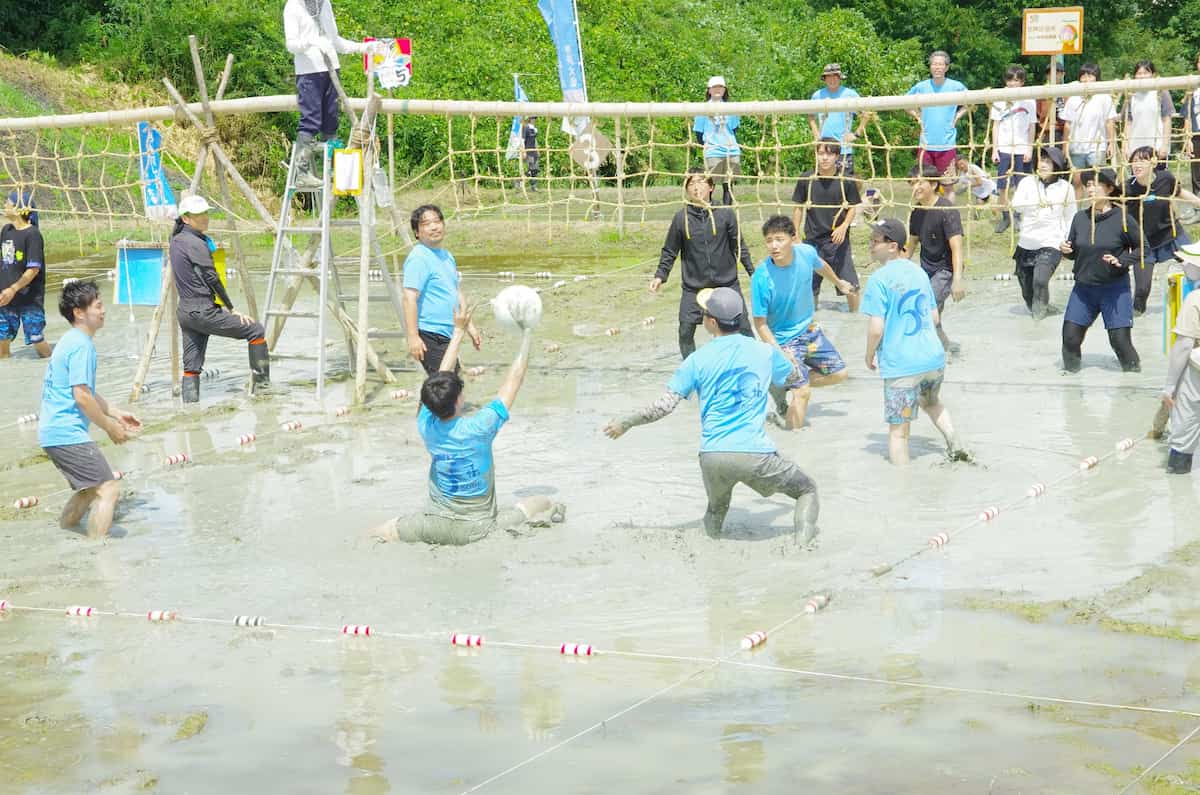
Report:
1,239,14,265
432,453,480,493
898,288,930,336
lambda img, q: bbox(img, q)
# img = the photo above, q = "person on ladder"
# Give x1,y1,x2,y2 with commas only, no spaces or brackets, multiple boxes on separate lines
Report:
283,0,372,190
170,196,269,402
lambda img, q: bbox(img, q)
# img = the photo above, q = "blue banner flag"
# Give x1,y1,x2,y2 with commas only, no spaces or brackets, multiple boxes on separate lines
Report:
137,122,176,220
507,75,530,160
537,0,589,135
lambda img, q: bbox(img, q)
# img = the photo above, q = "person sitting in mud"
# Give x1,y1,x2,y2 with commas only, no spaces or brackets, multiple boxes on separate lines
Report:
603,286,820,543
371,306,564,545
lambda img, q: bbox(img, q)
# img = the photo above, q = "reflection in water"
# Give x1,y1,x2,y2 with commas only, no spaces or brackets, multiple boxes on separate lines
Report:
721,723,767,784
335,642,394,795
519,659,564,742
440,651,501,733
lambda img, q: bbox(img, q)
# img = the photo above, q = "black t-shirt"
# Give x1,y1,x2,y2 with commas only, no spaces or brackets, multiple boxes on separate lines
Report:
1126,171,1180,248
791,170,862,241
0,223,46,308
908,197,963,273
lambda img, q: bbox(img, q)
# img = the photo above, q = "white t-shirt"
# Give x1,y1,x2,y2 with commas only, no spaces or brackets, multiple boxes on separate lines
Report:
956,163,997,200
1123,90,1174,155
1010,177,1077,250
989,99,1036,155
1062,91,1118,156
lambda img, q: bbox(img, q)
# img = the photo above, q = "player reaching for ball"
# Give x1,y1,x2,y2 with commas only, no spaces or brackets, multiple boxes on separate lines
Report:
604,287,820,544
371,301,564,545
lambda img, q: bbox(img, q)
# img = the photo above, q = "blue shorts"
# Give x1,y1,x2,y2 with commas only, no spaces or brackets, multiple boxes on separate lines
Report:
1064,280,1133,330
883,369,945,425
0,303,46,345
1069,150,1105,172
1145,229,1193,265
996,152,1032,191
780,323,845,389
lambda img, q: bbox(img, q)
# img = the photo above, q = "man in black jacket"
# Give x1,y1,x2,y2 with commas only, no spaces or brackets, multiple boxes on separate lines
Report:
170,195,269,402
651,169,755,358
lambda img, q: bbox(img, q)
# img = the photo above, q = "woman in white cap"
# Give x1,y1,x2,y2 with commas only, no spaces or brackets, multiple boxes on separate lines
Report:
693,76,741,206
1162,242,1200,474
169,195,269,402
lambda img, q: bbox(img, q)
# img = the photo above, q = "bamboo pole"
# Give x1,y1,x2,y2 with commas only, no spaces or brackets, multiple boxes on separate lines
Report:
127,254,172,403
168,278,180,394
162,78,276,228
187,42,260,323
6,75,1200,130
614,116,624,239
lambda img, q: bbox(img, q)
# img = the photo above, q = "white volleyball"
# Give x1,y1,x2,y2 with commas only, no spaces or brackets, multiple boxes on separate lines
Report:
492,285,543,333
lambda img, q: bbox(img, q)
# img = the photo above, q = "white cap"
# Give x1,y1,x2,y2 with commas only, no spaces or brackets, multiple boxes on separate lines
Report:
707,75,726,89
178,195,211,216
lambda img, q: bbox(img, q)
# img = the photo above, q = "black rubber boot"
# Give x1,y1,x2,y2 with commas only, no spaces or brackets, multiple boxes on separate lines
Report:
182,374,200,404
248,343,271,393
994,212,1011,234
1167,449,1193,474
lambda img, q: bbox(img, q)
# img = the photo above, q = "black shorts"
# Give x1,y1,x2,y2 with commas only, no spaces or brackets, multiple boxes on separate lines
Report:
418,330,461,376
808,236,858,294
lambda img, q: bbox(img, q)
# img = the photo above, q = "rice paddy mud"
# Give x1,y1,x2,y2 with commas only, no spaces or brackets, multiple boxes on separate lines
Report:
3,213,1200,792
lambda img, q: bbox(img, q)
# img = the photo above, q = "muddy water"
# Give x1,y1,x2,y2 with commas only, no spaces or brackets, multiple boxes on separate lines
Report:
3,270,1200,793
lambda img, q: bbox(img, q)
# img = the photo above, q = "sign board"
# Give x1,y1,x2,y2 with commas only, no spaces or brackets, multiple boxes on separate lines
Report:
114,243,165,306
363,38,412,89
1022,7,1083,55
568,123,612,172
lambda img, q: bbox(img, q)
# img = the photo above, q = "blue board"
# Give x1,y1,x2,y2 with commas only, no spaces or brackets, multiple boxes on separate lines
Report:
114,245,165,306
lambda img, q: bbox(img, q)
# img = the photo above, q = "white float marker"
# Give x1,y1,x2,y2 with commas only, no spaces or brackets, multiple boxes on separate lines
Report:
234,615,265,627
390,389,410,400
559,642,593,656
16,413,38,424
740,630,768,650
573,275,588,282
543,342,561,353
1027,482,1047,498
237,433,257,446
334,406,351,416
804,594,831,614
604,327,621,336
65,606,95,617
1079,456,1099,470
466,366,486,377
641,316,656,327
112,470,126,480
977,506,999,521
164,453,190,466
450,633,483,647
341,624,372,636
928,532,950,548
147,610,177,622
279,420,302,432
0,599,10,611
553,279,567,288
12,496,39,510
1115,438,1135,452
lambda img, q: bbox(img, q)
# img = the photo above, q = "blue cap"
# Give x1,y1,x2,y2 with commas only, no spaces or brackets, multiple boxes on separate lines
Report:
6,191,37,226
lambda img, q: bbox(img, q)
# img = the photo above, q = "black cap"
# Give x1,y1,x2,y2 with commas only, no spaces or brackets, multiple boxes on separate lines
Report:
870,218,907,248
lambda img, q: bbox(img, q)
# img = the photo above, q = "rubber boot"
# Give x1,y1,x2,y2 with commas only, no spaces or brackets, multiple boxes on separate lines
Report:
181,373,200,404
994,211,1011,234
793,491,820,547
293,133,321,190
248,342,271,393
1167,449,1193,474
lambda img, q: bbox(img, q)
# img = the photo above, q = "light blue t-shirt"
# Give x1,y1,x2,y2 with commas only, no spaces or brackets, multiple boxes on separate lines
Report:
402,243,460,338
38,327,97,448
906,78,967,151
750,244,820,346
693,109,741,159
667,334,793,454
811,85,861,154
417,398,510,520
859,258,946,379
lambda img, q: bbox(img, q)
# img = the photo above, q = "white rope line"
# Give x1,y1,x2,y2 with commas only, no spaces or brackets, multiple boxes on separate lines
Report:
1116,721,1200,793
459,662,720,794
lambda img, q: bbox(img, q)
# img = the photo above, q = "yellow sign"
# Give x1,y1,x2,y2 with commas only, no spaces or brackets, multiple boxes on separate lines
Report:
1022,7,1083,56
213,246,230,307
